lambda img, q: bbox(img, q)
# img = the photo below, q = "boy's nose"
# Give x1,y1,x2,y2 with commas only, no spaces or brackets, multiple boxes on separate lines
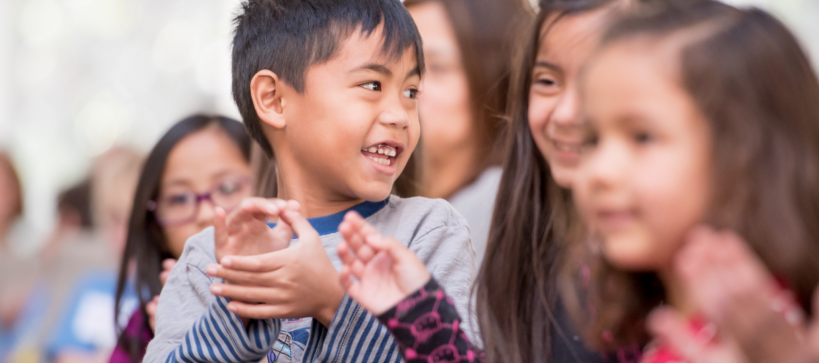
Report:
378,101,411,129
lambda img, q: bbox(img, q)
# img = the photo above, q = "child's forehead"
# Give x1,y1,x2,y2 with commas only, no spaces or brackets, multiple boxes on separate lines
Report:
320,25,420,73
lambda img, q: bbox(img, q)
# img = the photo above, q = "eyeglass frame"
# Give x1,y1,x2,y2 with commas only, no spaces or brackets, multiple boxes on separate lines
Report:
146,176,253,227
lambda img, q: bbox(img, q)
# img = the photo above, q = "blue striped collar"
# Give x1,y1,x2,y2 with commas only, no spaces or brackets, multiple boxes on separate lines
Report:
266,197,389,236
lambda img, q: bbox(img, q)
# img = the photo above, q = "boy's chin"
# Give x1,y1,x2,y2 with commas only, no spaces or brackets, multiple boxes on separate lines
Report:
351,182,394,202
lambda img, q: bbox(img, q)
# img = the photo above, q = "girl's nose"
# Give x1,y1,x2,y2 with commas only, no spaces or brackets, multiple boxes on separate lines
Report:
196,199,216,228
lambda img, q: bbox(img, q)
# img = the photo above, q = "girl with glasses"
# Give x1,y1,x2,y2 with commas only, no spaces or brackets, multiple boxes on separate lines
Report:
110,115,253,363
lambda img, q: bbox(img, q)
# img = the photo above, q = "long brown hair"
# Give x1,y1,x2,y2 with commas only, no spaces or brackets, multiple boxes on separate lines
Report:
568,1,819,351
476,0,698,362
403,0,531,189
477,1,627,362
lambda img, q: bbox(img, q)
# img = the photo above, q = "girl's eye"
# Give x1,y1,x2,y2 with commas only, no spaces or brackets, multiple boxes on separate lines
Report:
361,81,381,91
581,133,600,152
218,182,239,195
535,78,558,87
166,193,192,206
403,88,419,99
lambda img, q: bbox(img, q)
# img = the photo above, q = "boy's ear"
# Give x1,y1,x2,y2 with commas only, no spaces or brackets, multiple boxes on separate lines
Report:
250,70,287,129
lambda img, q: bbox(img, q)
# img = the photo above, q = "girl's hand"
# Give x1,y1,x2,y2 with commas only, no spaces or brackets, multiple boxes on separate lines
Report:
147,258,177,333
649,226,819,363
336,211,430,315
159,258,177,286
146,295,160,332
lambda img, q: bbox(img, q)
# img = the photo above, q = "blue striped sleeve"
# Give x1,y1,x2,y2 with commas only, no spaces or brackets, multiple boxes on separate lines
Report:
307,294,403,362
165,295,281,363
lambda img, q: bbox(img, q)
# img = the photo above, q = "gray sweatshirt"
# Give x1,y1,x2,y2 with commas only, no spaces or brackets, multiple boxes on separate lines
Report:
143,196,478,363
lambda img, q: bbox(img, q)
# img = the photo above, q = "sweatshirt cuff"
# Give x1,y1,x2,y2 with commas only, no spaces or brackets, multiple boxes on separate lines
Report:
213,296,279,359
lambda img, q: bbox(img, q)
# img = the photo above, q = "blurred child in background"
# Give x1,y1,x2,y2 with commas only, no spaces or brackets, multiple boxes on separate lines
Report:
404,0,530,263
567,1,819,361
0,152,36,363
45,147,143,363
110,115,253,363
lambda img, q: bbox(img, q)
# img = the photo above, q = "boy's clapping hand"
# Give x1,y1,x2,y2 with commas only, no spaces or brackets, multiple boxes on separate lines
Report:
213,198,298,264
336,211,430,315
206,208,344,327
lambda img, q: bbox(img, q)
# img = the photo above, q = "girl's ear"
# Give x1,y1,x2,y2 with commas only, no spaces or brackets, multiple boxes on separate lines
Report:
250,70,287,129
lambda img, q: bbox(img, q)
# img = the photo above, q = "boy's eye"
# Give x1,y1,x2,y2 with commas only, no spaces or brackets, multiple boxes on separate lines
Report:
403,88,419,99
361,81,381,91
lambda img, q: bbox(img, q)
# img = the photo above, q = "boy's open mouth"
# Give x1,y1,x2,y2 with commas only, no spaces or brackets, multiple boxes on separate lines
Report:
361,143,403,167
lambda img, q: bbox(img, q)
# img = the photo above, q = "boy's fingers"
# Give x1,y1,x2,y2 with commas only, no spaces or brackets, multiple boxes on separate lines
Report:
226,301,289,320
285,199,300,212
340,266,355,290
227,199,280,234
207,265,272,287
220,250,288,272
337,243,357,267
211,284,282,305
214,207,228,248
350,259,367,280
280,210,319,241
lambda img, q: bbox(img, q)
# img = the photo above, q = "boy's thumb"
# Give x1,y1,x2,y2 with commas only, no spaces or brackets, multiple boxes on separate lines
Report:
214,207,228,247
281,210,319,241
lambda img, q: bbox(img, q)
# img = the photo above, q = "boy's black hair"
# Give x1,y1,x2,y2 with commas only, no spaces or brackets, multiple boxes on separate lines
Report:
232,0,425,156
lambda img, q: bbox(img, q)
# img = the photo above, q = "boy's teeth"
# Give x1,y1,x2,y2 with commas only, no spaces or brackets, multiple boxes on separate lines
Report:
368,156,391,166
377,149,384,154
368,147,377,153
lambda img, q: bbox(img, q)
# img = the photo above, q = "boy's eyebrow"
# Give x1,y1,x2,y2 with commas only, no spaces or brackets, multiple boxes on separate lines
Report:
350,63,421,80
405,66,420,80
351,63,393,77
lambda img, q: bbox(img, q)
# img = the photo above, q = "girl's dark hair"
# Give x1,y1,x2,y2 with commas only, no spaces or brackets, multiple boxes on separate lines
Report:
476,0,695,362
114,114,251,361
568,0,819,351
403,0,532,188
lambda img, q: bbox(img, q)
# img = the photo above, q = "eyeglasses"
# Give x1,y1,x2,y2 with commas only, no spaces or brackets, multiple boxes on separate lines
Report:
147,177,253,226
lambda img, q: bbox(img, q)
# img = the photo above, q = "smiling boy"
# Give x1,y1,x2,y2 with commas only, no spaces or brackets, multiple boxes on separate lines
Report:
143,0,477,362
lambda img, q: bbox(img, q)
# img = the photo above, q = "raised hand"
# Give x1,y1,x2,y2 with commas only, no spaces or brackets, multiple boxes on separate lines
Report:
336,211,430,315
213,198,299,264
647,226,818,363
206,208,344,327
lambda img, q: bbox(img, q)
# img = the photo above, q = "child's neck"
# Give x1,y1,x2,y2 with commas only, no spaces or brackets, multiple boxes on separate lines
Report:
658,267,698,317
275,165,365,219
